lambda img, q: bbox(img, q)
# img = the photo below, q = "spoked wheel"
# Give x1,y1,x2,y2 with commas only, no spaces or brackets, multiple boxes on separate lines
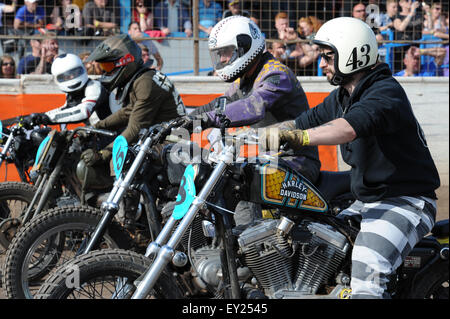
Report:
407,260,449,299
35,249,183,299
3,205,132,299
0,182,37,252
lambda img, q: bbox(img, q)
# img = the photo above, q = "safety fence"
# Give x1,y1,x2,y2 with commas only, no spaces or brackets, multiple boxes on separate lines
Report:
0,0,448,77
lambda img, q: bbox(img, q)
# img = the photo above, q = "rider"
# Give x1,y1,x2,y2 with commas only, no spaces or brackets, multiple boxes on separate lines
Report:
79,34,186,169
186,15,321,227
264,17,440,298
24,53,113,127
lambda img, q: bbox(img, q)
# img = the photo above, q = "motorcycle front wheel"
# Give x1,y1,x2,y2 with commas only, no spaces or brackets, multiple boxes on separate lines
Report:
3,205,132,299
34,249,184,299
0,181,37,252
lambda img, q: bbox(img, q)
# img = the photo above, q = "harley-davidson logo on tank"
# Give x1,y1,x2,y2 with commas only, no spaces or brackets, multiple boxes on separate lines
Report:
261,163,327,212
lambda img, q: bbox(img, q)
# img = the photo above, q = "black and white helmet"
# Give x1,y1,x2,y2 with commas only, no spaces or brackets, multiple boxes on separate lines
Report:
208,16,265,82
313,17,379,85
51,53,88,93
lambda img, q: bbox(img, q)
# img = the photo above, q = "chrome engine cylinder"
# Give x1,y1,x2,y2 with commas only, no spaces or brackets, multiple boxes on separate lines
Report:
294,222,349,294
238,219,295,296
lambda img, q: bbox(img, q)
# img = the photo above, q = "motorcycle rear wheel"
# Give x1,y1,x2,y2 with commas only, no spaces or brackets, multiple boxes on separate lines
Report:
3,205,132,299
35,248,184,299
407,260,449,299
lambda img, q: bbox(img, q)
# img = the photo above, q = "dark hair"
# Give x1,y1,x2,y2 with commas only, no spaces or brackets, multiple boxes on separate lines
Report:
0,55,16,78
128,21,140,30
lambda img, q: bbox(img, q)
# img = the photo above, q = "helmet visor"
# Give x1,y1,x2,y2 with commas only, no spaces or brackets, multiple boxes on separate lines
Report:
210,45,239,70
56,66,85,82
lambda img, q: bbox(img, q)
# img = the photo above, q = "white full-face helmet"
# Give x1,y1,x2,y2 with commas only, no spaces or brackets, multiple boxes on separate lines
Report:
208,16,265,82
51,53,89,92
313,17,379,85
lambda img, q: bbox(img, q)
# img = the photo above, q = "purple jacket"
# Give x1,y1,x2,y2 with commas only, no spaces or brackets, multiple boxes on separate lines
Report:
205,52,309,128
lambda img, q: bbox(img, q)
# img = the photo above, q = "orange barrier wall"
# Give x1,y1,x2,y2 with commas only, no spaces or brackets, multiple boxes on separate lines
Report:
0,92,335,182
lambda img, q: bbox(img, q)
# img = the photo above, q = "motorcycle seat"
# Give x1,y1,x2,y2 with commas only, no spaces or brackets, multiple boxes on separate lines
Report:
431,219,449,238
315,170,351,202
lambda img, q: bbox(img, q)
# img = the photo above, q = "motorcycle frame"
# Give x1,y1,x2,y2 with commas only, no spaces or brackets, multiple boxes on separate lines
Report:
81,132,158,254
20,127,115,225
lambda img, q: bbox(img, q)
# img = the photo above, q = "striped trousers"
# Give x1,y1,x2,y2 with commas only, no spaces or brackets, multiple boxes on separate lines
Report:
338,196,436,299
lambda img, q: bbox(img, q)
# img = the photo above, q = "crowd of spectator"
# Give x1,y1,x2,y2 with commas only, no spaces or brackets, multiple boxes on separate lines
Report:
0,0,448,78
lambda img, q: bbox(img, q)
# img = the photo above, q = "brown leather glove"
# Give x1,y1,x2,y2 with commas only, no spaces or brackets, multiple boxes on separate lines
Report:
260,128,306,152
279,129,305,152
81,148,112,167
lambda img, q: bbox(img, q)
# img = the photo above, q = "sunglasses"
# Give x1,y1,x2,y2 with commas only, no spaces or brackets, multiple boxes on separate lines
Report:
320,52,335,63
2,62,14,66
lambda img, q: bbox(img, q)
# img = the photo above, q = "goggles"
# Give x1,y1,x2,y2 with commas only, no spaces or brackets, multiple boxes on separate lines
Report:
98,53,135,73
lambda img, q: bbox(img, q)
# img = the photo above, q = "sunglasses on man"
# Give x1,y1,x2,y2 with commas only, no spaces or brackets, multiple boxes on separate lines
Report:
320,51,335,63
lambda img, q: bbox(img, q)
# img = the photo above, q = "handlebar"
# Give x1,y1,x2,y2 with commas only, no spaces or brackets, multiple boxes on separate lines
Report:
74,126,117,137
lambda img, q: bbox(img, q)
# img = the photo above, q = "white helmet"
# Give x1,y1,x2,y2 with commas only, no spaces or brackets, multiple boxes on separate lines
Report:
313,17,379,85
208,16,265,82
51,53,89,92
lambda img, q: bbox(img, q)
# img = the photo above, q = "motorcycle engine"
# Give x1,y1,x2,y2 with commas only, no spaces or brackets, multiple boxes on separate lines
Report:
237,217,350,298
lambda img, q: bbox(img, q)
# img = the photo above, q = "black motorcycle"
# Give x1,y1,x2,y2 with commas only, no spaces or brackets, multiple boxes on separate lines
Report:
3,120,189,299
34,122,448,299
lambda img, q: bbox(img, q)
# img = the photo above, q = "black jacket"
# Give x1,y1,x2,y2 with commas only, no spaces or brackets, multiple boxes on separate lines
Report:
295,63,440,202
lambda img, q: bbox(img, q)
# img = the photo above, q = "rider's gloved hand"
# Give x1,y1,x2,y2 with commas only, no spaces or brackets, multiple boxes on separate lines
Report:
22,113,51,128
279,129,309,151
81,148,112,167
181,113,213,131
260,128,310,152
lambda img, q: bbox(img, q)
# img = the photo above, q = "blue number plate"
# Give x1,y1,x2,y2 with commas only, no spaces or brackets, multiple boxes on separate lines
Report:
172,165,196,220
112,135,128,179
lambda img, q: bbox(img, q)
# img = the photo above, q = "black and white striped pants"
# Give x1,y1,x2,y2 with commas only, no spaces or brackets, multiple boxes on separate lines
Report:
338,196,436,299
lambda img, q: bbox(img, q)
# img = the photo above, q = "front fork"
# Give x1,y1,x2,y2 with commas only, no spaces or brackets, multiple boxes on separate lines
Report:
132,160,229,299
81,137,153,255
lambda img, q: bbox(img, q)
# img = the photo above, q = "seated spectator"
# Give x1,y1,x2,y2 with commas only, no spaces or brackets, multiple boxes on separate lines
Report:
222,0,249,19
1,1,17,33
378,0,398,35
33,33,59,74
17,35,41,74
394,46,447,76
0,54,17,78
138,43,163,71
270,12,298,42
154,0,192,37
297,16,322,40
423,2,447,37
13,0,45,32
82,0,117,36
133,0,154,33
267,40,289,62
197,0,222,38
393,0,424,41
17,33,58,74
128,22,164,70
49,0,83,35
352,2,366,21
352,2,383,41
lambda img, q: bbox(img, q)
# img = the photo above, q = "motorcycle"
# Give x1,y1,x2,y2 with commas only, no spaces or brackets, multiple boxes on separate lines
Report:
2,119,189,299
0,118,51,183
34,122,447,299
